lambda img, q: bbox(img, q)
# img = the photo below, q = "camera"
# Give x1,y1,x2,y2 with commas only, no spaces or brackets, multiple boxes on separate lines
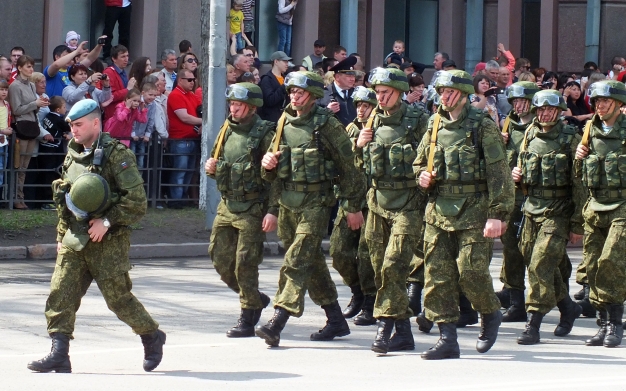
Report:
98,37,106,45
542,81,554,89
101,74,108,81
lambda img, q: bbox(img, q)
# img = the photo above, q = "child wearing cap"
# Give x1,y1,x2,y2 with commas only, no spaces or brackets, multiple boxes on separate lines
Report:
65,31,80,50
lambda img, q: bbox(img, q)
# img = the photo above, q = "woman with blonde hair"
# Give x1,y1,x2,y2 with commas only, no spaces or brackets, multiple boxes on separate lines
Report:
323,71,335,87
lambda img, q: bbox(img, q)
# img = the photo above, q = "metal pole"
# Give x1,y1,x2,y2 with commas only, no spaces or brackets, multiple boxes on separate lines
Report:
340,0,358,55
585,0,601,65
465,0,484,73
202,0,227,229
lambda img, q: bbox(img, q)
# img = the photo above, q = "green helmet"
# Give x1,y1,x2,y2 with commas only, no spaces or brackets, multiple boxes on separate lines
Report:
588,80,626,105
225,82,264,107
531,89,567,111
351,86,377,107
506,81,540,103
66,173,111,220
368,67,409,92
284,71,325,99
435,70,474,95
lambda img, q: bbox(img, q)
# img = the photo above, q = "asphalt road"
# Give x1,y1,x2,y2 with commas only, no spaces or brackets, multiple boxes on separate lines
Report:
1,250,625,391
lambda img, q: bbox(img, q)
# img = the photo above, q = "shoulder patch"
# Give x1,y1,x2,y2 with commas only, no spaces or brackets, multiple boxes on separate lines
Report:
483,134,506,164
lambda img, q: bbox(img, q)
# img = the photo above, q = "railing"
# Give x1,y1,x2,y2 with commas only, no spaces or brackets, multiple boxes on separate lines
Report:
0,133,202,210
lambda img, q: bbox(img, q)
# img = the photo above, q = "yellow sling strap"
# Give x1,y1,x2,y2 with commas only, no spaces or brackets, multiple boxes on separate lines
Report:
580,117,593,147
272,114,287,153
426,114,442,173
211,119,230,160
502,116,511,135
365,105,378,131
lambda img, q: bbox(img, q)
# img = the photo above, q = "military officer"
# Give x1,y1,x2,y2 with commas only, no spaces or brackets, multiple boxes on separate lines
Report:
575,80,626,348
256,71,366,347
318,56,358,126
495,81,540,322
330,86,377,326
512,90,584,345
27,100,166,374
205,83,278,338
357,67,429,354
415,70,515,360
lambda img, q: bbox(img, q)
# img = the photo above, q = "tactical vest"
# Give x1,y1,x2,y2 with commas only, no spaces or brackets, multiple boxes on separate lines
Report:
275,109,336,192
582,117,626,201
214,119,272,202
430,108,489,197
519,123,577,199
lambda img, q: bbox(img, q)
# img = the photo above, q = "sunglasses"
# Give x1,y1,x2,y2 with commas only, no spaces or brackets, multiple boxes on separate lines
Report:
181,77,196,82
186,58,198,63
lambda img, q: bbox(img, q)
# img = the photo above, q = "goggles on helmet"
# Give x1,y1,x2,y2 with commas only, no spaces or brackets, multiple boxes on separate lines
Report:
368,68,408,85
225,84,263,101
351,86,376,101
507,84,540,99
532,93,564,108
589,83,626,99
284,72,324,90
65,192,89,220
435,71,473,88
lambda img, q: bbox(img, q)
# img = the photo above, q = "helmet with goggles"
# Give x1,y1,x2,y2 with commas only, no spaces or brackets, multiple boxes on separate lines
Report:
435,70,474,95
531,89,567,111
368,67,409,92
225,83,264,107
507,81,540,103
351,86,377,107
284,71,325,99
588,80,626,105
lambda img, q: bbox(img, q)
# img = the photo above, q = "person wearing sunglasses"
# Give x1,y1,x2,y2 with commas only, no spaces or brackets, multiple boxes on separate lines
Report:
204,82,278,338
509,89,585,345
575,80,626,348
256,71,365,348
415,70,515,359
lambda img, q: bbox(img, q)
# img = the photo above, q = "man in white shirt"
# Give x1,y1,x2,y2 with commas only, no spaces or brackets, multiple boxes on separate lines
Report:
160,49,178,94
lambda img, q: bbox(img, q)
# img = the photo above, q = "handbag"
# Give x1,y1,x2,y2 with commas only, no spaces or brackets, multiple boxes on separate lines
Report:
15,120,40,140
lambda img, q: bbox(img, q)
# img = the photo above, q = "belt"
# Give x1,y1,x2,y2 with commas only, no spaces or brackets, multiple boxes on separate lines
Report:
436,182,487,195
283,181,331,192
372,178,418,190
223,192,261,202
527,187,571,199
590,188,626,200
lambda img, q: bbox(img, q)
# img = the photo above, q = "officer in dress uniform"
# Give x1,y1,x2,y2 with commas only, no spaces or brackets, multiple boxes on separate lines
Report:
318,56,358,126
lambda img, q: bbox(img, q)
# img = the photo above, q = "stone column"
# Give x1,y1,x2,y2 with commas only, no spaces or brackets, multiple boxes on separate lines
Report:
497,0,522,60
539,0,558,70
365,0,384,71
292,0,320,65
340,0,359,55
438,0,466,67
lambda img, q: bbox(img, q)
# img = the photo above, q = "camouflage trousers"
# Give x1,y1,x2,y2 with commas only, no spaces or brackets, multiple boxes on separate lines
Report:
274,206,338,317
576,250,589,285
365,208,422,320
329,208,376,296
519,215,571,314
499,206,526,291
423,225,500,323
45,234,159,338
209,201,266,309
406,221,426,285
583,205,626,307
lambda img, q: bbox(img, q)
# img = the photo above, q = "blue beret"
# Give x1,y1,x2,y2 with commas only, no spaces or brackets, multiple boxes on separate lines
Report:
66,99,99,122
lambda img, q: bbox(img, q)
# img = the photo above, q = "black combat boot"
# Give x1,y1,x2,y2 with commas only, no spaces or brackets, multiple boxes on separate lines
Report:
476,310,502,353
311,301,351,341
371,317,394,354
421,323,460,360
353,295,376,326
495,286,511,309
585,310,607,346
407,282,423,316
140,329,166,372
604,304,624,348
517,311,543,345
255,307,290,347
252,291,271,325
576,284,596,318
416,311,434,333
457,294,478,328
388,318,415,351
554,296,583,337
27,333,72,373
573,284,586,300
502,289,527,322
342,285,365,318
226,308,256,338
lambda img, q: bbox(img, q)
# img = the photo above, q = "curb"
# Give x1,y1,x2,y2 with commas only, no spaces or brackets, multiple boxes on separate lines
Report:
0,238,581,261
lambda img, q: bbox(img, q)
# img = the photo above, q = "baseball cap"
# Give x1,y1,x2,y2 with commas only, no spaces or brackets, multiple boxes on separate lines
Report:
314,40,325,47
270,51,292,61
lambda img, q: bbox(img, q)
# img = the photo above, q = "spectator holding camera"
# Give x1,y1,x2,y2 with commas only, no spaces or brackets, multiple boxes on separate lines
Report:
62,64,112,113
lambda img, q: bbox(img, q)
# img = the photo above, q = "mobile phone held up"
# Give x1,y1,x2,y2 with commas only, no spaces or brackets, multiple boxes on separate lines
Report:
98,37,106,45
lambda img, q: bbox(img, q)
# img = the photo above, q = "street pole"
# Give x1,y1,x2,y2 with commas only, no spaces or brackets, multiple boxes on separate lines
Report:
201,0,227,229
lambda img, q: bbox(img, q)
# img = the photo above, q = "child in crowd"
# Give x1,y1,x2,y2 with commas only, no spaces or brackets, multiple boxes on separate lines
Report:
229,0,252,55
65,31,80,50
0,81,12,202
384,40,409,66
130,82,160,168
105,89,147,147
39,96,70,208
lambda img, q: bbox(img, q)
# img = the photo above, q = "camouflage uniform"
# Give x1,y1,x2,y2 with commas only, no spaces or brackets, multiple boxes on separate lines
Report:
46,132,158,338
